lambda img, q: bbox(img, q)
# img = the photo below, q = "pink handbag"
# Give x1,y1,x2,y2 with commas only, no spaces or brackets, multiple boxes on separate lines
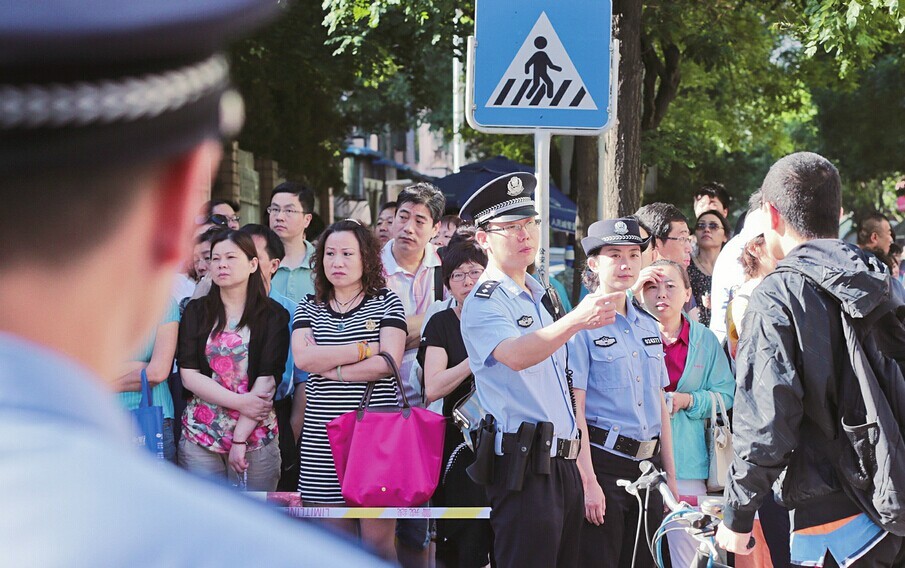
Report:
327,352,447,507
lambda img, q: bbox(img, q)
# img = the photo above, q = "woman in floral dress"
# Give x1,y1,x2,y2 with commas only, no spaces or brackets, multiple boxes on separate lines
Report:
177,230,289,491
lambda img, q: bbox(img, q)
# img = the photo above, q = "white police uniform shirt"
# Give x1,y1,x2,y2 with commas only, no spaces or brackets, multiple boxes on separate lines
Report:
460,265,578,456
0,333,389,567
568,298,669,459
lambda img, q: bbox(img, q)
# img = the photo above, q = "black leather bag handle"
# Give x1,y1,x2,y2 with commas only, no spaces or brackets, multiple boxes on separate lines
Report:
358,351,411,412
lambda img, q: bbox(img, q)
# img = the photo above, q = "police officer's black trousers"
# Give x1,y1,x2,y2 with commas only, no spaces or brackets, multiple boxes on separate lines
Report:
579,447,664,568
484,453,583,568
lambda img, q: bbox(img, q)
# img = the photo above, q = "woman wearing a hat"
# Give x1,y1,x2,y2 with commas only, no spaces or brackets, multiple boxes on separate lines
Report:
568,218,678,568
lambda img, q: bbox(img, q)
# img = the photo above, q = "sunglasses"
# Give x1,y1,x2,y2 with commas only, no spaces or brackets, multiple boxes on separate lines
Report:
695,222,722,231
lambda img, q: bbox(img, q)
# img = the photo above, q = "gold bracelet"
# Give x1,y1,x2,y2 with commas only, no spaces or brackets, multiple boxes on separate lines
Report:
336,364,344,382
357,341,365,362
364,340,372,359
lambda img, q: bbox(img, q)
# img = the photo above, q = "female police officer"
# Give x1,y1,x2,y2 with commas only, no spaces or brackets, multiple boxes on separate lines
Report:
569,218,679,568
459,172,621,568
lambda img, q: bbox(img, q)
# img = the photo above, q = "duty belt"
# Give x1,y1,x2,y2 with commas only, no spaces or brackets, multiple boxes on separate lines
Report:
502,432,581,460
587,425,659,460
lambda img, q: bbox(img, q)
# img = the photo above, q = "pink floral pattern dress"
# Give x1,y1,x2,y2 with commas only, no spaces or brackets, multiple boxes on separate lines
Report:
182,326,278,453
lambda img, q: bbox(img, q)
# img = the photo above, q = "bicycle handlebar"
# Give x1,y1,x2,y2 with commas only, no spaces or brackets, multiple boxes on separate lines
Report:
618,460,755,567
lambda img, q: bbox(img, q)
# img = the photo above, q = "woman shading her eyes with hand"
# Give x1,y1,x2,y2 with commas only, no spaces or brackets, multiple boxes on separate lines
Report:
640,259,734,567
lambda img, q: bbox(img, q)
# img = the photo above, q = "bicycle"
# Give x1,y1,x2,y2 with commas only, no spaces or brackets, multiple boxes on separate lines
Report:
618,460,753,568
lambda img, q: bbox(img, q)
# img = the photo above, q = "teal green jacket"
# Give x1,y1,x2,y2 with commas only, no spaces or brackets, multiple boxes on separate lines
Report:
670,316,735,480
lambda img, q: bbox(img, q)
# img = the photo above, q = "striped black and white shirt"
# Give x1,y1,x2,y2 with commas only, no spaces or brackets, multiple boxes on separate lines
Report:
293,288,407,502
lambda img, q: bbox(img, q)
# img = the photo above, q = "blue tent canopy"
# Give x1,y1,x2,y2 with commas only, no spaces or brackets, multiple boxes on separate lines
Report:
435,156,577,233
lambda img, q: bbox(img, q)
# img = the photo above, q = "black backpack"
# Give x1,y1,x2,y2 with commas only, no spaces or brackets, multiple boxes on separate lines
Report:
783,267,905,535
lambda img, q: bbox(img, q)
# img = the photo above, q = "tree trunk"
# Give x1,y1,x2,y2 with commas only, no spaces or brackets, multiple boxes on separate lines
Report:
572,135,598,301
602,0,643,218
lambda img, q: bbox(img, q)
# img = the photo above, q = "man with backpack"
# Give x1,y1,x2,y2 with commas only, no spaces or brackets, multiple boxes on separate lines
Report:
716,152,905,565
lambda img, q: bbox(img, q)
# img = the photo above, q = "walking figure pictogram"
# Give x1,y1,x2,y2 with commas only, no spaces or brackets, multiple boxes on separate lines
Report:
524,36,562,100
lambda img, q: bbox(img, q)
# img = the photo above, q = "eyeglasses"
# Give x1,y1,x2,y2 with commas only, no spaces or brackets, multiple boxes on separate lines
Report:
484,219,542,237
267,206,307,216
450,269,484,282
663,236,694,245
695,222,722,231
227,215,240,223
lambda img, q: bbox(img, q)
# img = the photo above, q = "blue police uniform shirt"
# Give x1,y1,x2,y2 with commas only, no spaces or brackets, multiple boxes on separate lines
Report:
568,296,669,459
269,288,307,399
460,265,577,456
0,332,389,567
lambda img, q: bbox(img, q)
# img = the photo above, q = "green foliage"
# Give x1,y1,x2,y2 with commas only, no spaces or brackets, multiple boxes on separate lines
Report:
783,0,904,76
230,0,356,188
812,54,905,183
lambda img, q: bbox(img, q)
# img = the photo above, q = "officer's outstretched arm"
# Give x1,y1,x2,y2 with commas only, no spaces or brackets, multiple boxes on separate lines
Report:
492,291,621,371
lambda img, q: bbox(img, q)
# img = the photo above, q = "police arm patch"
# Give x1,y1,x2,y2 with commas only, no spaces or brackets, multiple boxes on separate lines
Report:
517,315,534,328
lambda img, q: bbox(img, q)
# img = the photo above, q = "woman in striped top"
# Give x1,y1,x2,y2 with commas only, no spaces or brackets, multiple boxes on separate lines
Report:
292,219,407,561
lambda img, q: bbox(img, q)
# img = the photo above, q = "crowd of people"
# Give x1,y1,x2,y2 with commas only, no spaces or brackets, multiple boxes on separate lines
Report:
124,154,905,568
125,160,898,567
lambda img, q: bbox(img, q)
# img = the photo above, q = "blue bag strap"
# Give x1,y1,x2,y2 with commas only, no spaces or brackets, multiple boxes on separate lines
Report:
139,369,154,408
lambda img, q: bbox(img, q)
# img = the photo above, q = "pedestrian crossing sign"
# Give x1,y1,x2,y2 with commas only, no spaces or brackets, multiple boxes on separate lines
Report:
469,0,613,132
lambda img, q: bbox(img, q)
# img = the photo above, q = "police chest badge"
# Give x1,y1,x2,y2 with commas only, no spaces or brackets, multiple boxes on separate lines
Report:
517,315,534,328
642,336,662,346
507,176,524,196
365,319,378,332
593,336,616,347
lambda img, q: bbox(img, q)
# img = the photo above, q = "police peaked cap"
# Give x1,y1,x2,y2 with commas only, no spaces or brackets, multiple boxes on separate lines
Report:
0,0,281,175
459,172,539,226
581,218,651,255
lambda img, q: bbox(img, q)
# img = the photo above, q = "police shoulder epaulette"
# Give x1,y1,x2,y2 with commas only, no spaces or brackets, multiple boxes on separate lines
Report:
632,297,659,322
474,280,501,299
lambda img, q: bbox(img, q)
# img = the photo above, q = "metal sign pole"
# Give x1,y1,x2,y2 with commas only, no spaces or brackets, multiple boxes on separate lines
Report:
534,130,552,286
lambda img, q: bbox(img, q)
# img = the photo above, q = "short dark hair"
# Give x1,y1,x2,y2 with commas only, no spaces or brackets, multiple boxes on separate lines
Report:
856,212,891,247
207,198,239,215
198,226,227,244
625,214,651,238
396,182,446,225
635,202,688,243
239,223,285,261
271,181,315,214
446,225,477,250
761,152,841,239
889,241,903,258
694,182,731,211
1,162,161,266
312,220,386,303
440,214,462,229
379,201,397,215
440,234,488,288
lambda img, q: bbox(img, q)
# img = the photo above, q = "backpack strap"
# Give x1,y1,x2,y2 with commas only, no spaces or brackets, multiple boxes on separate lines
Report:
433,262,444,302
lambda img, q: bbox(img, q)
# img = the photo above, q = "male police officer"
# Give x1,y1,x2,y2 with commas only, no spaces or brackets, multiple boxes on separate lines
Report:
460,172,621,567
0,2,387,565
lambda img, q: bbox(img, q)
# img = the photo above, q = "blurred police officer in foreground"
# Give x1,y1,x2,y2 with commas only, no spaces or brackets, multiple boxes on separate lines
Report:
459,172,621,567
0,2,387,565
